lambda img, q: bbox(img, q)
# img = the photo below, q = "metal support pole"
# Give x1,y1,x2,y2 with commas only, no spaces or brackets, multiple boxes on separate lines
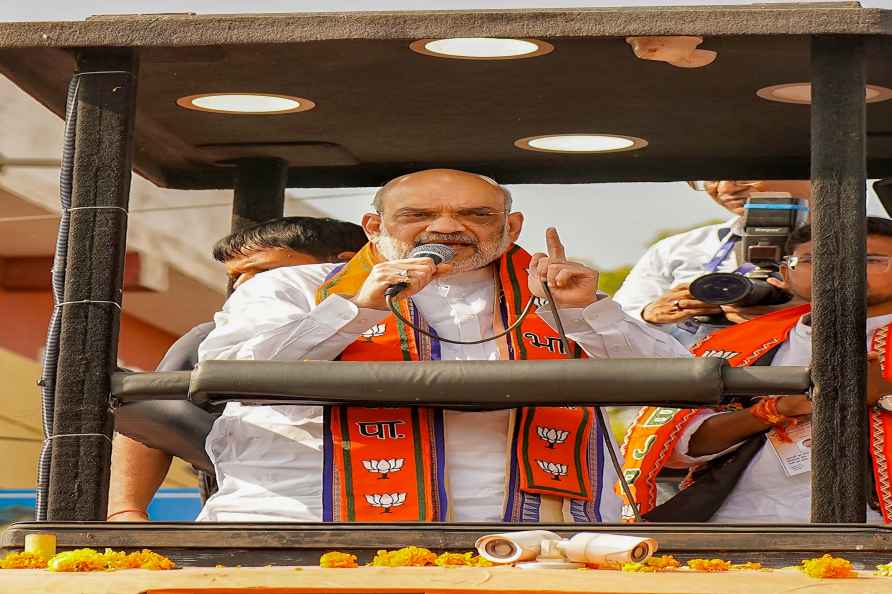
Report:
810,36,867,523
231,158,288,233
47,51,138,520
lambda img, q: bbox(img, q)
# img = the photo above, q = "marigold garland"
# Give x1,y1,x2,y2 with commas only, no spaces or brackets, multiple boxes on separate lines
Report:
877,562,892,576
434,552,493,567
320,552,359,568
799,554,856,579
37,547,176,572
687,558,731,572
0,551,49,569
369,546,437,567
621,555,681,573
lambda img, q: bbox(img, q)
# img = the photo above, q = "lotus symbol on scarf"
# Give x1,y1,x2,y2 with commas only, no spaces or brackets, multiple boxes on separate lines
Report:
365,492,407,513
536,460,568,481
361,458,405,479
537,426,569,449
360,323,386,341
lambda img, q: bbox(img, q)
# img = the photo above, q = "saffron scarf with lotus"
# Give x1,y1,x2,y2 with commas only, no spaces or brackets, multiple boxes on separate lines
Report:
619,303,892,524
316,243,604,523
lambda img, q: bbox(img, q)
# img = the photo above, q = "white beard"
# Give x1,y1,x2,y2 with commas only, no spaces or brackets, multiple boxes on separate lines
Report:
373,227,513,273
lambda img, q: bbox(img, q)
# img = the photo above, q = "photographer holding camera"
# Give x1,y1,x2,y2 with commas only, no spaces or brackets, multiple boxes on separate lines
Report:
614,180,812,345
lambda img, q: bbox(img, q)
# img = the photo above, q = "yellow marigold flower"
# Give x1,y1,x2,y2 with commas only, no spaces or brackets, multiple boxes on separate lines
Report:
320,552,359,568
0,551,48,569
47,549,108,572
369,546,437,567
877,563,892,576
800,554,856,579
621,555,680,573
434,552,493,567
687,558,731,572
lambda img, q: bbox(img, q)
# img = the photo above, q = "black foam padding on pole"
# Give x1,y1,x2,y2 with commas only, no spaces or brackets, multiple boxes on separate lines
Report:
113,401,214,473
110,362,811,408
48,51,138,521
231,158,287,233
810,36,868,523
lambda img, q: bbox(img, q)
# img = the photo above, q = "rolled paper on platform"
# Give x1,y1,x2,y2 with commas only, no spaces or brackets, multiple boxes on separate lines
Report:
557,533,657,565
25,533,56,558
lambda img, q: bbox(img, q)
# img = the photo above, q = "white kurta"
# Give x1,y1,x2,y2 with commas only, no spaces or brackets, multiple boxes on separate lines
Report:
668,313,892,523
197,263,690,522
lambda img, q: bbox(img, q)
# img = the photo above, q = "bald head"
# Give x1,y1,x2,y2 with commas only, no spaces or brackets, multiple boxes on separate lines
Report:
362,168,525,272
373,169,512,214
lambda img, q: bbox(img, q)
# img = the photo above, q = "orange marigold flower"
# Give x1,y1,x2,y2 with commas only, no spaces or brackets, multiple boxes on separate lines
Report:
122,549,176,570
647,555,681,570
800,554,856,579
434,552,493,567
0,551,49,569
46,547,175,572
687,558,731,572
320,552,359,568
369,546,437,567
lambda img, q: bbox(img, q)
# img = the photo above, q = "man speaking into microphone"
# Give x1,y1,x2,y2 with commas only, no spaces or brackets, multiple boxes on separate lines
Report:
197,168,689,523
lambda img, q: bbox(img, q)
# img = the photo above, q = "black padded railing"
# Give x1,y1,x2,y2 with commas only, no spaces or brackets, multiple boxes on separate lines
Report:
111,358,811,409
110,359,811,475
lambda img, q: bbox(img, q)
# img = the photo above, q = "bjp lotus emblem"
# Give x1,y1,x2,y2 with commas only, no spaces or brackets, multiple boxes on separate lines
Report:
361,458,405,479
537,426,569,449
536,460,568,481
365,492,407,513
360,323,386,341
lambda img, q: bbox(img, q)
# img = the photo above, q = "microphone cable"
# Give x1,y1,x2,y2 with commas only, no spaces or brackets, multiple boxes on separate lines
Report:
385,278,643,523
385,293,537,345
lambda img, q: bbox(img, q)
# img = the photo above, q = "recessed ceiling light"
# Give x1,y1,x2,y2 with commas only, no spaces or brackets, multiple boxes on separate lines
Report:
514,134,648,154
409,37,553,60
176,93,316,114
756,83,892,105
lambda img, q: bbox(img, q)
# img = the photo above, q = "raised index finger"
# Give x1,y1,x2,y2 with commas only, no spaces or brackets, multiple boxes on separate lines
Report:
546,227,567,262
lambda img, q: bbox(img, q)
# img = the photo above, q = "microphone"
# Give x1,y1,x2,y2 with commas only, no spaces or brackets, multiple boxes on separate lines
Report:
383,243,455,298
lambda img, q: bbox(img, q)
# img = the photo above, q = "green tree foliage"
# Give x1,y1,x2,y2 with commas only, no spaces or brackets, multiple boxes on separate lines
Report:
598,265,633,296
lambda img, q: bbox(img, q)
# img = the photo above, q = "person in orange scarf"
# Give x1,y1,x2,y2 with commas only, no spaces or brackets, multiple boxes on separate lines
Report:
196,168,689,523
621,217,892,523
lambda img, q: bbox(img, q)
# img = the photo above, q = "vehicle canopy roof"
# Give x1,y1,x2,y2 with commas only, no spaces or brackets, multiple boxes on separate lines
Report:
0,3,889,188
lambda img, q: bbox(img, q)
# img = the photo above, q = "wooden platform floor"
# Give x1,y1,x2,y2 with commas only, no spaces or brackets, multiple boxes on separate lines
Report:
1,565,892,594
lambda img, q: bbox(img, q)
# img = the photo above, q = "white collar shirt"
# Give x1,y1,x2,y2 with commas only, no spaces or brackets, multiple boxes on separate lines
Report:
669,313,892,523
196,261,689,523
613,217,742,346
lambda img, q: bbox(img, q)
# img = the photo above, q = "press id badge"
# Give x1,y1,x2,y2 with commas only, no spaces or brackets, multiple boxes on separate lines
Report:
767,420,812,478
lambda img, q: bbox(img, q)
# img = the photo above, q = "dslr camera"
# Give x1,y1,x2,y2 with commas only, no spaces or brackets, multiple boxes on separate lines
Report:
689,193,808,308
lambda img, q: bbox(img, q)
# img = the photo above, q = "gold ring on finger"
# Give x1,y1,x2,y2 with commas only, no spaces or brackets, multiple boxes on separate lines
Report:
672,300,682,311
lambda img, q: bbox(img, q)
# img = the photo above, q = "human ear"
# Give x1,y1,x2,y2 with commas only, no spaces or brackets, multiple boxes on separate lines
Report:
362,212,382,239
506,212,524,242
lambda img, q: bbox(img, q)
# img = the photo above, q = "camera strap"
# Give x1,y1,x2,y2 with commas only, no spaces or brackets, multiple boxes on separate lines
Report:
703,233,741,273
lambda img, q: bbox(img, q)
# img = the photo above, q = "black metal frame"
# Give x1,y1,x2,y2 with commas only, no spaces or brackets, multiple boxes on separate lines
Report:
37,30,871,535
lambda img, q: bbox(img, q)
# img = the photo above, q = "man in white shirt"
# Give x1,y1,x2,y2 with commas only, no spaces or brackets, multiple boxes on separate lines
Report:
614,180,812,346
623,217,892,523
197,168,689,523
